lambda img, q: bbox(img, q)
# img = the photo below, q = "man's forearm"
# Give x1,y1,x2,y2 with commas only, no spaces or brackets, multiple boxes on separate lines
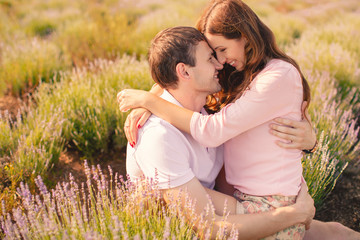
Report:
223,205,304,240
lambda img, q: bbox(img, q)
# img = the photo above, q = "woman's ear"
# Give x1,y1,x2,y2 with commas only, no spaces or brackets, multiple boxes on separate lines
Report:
176,62,191,80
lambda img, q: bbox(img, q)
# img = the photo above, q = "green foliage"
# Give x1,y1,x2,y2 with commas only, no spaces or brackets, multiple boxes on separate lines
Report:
0,105,65,211
57,14,138,66
0,114,16,156
0,0,360,232
265,14,307,46
32,56,152,160
26,19,56,37
0,164,201,239
0,38,71,96
302,71,360,206
287,31,360,94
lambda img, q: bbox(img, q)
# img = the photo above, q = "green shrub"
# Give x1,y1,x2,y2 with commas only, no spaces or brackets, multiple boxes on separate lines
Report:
265,14,308,46
0,164,200,239
0,38,71,96
26,19,56,37
302,71,360,206
32,56,152,159
287,34,359,91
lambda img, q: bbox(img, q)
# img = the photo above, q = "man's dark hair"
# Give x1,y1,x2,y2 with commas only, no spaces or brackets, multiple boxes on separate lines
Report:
148,26,207,89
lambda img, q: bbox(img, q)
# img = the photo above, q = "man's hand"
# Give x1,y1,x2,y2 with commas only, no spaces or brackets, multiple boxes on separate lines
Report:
294,183,315,230
270,102,317,150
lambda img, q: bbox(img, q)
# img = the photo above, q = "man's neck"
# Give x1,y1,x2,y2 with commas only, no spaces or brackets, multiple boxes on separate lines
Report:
167,88,207,112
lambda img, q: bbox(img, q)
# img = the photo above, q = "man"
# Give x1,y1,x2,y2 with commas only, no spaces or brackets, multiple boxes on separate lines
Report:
123,26,314,239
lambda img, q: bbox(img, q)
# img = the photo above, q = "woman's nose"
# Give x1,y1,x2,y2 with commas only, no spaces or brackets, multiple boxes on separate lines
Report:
217,54,226,65
214,58,223,70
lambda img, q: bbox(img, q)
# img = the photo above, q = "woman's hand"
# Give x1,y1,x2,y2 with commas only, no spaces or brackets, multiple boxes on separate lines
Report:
269,102,317,150
294,183,315,230
117,89,150,112
123,108,151,146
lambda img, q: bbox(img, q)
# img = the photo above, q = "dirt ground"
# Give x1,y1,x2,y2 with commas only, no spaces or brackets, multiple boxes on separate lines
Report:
315,166,360,231
1,95,359,232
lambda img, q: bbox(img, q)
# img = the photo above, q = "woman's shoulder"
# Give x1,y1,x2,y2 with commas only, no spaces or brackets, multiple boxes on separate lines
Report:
265,58,297,73
253,59,301,90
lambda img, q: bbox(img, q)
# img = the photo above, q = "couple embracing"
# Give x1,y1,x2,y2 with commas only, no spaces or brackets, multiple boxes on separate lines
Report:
117,0,360,239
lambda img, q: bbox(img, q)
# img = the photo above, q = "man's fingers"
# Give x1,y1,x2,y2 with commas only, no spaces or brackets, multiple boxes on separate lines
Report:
275,140,300,149
270,124,297,136
271,129,293,140
305,220,312,230
273,117,301,128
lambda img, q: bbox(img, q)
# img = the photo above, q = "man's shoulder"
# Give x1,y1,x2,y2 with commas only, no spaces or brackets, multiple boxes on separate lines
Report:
127,115,195,190
139,115,186,141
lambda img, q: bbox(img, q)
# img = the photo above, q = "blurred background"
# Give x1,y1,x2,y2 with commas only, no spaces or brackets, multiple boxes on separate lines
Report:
0,0,359,232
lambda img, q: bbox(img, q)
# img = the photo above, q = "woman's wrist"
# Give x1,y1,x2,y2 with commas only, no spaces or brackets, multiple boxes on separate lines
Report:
150,83,164,96
142,92,154,110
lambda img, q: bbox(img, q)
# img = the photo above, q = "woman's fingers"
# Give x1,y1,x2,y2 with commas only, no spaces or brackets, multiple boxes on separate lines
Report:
129,115,137,146
123,108,151,146
117,89,148,112
117,89,133,112
117,89,152,146
138,111,151,128
124,115,133,145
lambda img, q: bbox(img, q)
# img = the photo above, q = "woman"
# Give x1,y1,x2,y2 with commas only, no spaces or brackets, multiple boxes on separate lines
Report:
118,0,360,239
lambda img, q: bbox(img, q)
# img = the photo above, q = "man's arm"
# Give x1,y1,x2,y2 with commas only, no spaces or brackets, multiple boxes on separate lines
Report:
163,177,315,240
270,101,317,151
214,166,235,196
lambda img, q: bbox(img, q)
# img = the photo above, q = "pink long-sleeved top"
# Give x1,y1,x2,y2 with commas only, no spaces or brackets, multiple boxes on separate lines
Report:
190,59,304,196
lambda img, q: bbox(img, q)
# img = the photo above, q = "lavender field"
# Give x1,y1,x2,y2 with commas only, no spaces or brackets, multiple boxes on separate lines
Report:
0,0,359,238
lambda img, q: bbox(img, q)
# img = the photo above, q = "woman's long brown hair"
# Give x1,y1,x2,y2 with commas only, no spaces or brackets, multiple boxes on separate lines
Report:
197,0,311,116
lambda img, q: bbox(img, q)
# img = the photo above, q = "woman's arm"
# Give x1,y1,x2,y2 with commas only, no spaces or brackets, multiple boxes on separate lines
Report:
118,89,193,133
121,84,164,146
118,65,304,147
270,102,317,150
118,89,318,150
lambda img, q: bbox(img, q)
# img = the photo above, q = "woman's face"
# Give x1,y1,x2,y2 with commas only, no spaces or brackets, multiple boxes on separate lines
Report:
205,33,247,71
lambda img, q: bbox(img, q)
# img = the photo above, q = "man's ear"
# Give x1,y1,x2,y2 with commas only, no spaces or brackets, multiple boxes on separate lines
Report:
176,62,190,80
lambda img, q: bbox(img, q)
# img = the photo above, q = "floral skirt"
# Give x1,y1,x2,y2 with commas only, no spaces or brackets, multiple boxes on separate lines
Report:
234,190,305,240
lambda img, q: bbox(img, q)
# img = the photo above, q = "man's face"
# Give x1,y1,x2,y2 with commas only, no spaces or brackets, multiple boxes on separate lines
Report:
187,41,223,95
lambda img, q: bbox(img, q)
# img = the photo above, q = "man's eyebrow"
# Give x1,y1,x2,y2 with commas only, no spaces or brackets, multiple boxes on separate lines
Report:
214,46,223,50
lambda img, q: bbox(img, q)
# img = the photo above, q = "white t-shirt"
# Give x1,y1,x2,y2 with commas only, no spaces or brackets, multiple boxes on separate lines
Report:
126,90,223,189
